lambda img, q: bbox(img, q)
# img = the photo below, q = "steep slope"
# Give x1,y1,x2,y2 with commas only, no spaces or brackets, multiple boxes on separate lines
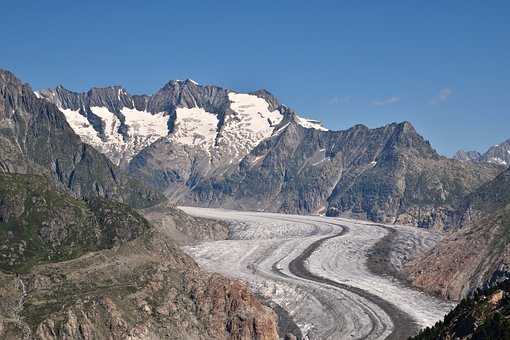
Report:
0,173,278,340
406,167,510,299
185,119,501,229
0,69,163,208
411,280,510,340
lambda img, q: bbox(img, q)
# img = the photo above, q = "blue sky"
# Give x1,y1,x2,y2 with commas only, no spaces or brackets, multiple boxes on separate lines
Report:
2,1,509,155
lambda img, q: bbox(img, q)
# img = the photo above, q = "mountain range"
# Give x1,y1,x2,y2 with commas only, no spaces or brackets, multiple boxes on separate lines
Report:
36,75,503,230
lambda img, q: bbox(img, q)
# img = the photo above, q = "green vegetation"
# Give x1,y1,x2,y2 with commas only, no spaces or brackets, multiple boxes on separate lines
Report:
0,173,151,273
411,280,510,340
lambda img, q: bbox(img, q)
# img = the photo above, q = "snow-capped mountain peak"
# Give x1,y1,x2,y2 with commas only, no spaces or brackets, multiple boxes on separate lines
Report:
39,80,328,166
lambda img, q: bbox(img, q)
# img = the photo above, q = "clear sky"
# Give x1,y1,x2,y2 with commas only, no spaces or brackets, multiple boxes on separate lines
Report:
2,1,509,155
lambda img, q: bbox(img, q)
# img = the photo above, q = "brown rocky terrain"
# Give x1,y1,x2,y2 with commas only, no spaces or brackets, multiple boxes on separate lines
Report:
0,174,278,340
141,201,229,245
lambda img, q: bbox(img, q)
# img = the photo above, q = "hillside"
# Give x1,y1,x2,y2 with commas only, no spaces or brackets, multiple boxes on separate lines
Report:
406,167,510,299
0,173,278,339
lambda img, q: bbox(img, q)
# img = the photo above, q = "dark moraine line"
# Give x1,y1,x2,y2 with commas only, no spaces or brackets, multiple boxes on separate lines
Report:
287,222,421,340
366,224,411,284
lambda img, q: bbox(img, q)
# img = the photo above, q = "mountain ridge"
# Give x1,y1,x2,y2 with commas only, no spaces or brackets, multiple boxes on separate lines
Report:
26,70,504,228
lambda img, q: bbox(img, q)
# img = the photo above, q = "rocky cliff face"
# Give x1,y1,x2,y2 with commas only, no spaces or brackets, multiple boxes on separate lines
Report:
0,173,278,340
0,69,163,208
453,150,482,162
406,167,510,300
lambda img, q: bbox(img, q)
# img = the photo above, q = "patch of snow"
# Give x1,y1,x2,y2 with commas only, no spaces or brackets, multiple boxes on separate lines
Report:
214,92,283,160
296,116,328,131
312,157,331,166
58,107,102,147
34,91,41,99
250,155,266,165
273,122,290,135
121,107,169,139
370,161,377,166
187,79,199,85
171,107,219,150
489,157,508,166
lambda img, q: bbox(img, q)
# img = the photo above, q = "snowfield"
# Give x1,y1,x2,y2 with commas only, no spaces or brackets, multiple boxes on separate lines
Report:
180,207,453,340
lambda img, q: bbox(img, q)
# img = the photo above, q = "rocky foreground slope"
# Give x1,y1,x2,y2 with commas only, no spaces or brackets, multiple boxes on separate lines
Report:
405,166,510,300
0,174,278,339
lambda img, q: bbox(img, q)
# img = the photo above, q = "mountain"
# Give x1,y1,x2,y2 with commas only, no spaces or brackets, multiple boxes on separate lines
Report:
39,80,325,167
183,119,502,229
411,280,510,340
454,138,510,166
38,76,503,228
405,166,510,299
0,173,279,339
0,69,163,208
483,139,510,166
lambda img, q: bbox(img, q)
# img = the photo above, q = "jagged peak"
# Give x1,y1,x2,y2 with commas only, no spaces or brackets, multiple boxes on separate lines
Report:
0,69,26,88
397,120,416,132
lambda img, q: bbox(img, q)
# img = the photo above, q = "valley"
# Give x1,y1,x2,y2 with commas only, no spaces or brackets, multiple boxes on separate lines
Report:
181,207,454,340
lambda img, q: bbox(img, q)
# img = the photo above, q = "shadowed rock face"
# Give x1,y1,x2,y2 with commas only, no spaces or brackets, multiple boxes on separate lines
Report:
0,173,278,340
406,167,510,300
0,69,163,208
